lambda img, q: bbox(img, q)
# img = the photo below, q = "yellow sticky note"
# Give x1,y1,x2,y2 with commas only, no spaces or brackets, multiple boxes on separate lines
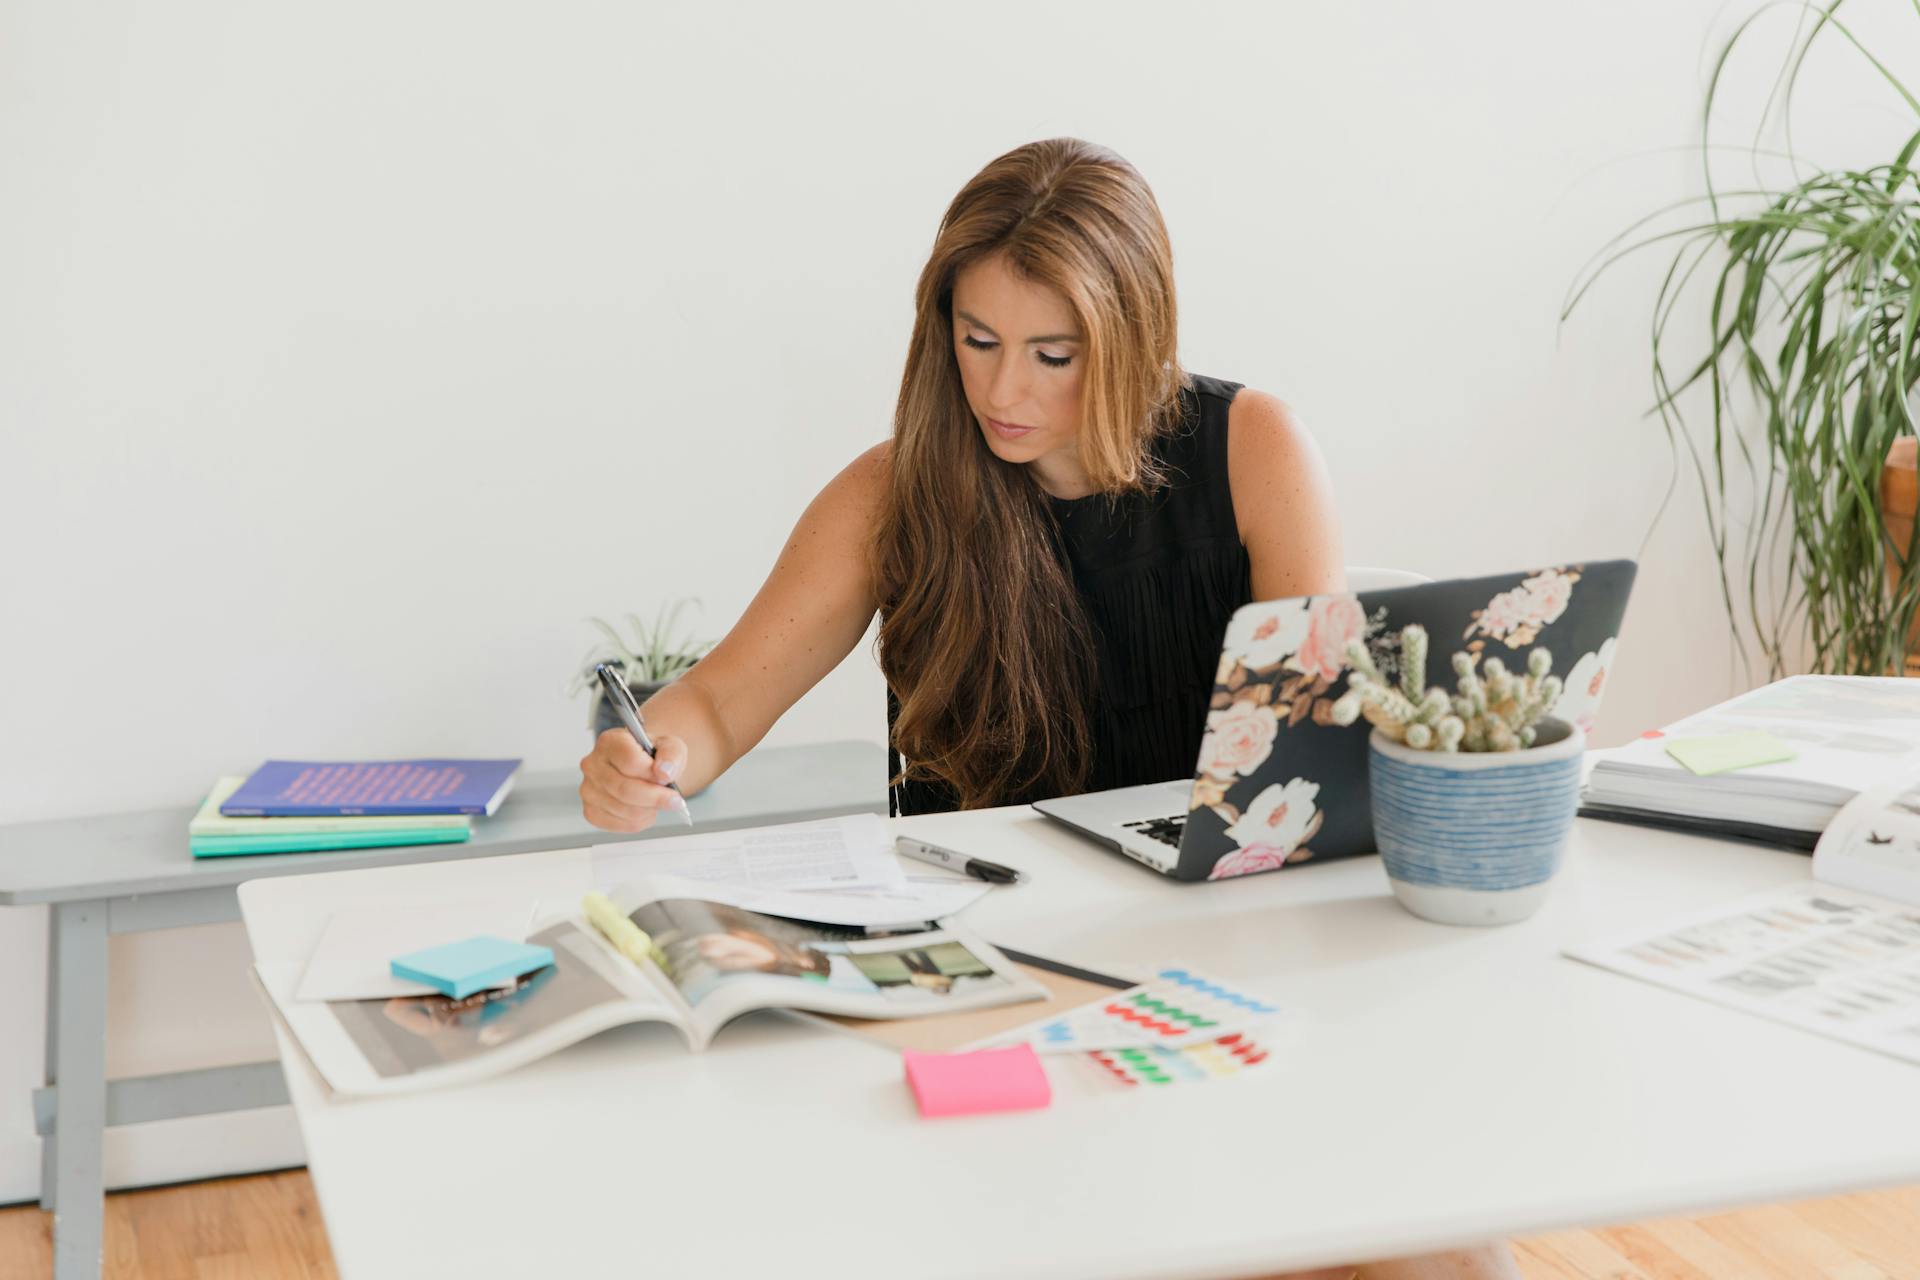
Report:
1664,731,1797,776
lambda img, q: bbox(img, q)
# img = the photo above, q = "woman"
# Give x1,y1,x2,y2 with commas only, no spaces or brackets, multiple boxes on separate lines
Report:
692,927,832,980
578,137,1518,1280
580,136,1341,819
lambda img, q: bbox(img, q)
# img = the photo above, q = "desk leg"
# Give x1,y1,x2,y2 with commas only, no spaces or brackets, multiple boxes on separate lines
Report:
42,900,108,1280
38,902,63,1213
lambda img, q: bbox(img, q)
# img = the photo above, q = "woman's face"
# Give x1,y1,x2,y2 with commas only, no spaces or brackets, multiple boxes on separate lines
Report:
697,930,780,972
950,251,1088,493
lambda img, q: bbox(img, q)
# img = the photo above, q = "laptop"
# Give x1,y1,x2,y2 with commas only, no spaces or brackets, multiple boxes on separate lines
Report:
1033,560,1637,881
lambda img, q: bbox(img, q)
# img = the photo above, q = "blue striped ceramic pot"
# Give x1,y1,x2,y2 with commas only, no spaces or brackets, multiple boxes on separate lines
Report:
1367,717,1584,926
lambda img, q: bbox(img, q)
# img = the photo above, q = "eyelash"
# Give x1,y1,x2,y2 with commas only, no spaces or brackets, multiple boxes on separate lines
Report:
962,334,1072,368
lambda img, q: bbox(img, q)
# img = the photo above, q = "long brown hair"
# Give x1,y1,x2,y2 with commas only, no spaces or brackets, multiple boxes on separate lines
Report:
875,137,1188,809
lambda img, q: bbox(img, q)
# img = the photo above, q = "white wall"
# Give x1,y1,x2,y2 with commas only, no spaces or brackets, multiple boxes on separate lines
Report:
4,0,1916,1201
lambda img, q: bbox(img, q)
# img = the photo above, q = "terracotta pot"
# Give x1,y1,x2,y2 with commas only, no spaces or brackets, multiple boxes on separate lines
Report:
1882,438,1920,676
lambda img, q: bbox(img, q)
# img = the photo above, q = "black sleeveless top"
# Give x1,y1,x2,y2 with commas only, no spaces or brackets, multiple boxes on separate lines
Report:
886,373,1254,817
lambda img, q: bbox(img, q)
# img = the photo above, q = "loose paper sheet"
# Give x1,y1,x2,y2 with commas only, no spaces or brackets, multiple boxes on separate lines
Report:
591,814,907,894
1565,881,1920,1067
297,899,540,1001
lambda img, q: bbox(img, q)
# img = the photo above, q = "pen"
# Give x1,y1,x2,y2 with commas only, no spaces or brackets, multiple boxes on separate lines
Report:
893,836,1026,885
593,662,691,824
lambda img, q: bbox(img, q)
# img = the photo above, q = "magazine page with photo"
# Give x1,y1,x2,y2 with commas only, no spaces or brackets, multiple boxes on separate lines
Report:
611,889,1047,1045
255,916,679,1097
253,877,1044,1098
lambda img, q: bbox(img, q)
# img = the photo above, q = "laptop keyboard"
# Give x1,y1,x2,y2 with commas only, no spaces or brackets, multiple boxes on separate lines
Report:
1123,814,1186,849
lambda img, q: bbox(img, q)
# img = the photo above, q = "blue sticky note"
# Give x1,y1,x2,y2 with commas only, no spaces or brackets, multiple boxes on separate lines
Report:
390,935,553,999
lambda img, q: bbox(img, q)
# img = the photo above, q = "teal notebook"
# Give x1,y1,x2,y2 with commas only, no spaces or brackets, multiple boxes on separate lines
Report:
190,828,471,859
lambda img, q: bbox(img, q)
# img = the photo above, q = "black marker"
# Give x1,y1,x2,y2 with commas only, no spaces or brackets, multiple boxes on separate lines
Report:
893,836,1025,885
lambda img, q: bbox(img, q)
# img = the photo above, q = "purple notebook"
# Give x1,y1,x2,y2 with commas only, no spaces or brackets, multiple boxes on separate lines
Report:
219,759,522,817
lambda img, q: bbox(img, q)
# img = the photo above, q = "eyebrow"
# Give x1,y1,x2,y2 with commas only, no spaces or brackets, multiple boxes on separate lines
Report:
955,309,1082,345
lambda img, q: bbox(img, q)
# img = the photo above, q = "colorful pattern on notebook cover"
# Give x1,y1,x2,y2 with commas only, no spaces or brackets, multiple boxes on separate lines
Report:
220,759,521,817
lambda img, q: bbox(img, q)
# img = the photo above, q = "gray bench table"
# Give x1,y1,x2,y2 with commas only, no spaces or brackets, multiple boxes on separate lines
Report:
0,740,885,1280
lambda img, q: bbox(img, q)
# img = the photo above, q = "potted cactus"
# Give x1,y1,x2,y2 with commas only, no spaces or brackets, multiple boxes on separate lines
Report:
1330,625,1582,926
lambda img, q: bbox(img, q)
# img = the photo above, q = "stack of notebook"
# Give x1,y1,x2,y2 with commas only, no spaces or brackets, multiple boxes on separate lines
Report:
1580,676,1920,850
189,758,521,859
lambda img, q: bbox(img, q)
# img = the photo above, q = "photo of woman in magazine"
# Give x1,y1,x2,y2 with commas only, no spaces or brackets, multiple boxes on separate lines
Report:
630,898,1011,1007
634,898,874,1002
378,963,560,1045
330,923,628,1076
693,923,834,980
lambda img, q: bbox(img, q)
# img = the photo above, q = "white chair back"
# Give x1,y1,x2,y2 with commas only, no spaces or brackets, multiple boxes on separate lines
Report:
1344,566,1432,593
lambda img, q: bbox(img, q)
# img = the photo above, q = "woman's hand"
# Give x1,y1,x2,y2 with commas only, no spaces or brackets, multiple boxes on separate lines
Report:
579,729,690,832
571,445,886,822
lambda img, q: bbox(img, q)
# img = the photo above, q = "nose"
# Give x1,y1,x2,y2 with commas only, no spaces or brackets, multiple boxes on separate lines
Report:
987,350,1029,418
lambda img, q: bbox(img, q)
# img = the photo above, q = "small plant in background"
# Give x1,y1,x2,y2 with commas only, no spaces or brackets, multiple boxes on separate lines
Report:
1331,624,1564,752
566,598,716,700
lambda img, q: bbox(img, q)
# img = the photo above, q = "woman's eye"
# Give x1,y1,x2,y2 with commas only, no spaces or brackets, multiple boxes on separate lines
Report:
962,333,1070,369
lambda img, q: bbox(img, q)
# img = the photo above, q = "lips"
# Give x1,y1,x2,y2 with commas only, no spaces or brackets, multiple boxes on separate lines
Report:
987,418,1038,440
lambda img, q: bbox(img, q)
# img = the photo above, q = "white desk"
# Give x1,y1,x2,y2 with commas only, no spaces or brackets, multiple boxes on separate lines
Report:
238,807,1920,1280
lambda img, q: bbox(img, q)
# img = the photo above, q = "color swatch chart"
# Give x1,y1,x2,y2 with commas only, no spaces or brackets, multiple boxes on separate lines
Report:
1086,1031,1273,1088
998,967,1284,1054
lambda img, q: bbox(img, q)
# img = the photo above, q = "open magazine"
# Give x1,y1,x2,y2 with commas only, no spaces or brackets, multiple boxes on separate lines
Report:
1566,772,1920,1067
256,880,1047,1097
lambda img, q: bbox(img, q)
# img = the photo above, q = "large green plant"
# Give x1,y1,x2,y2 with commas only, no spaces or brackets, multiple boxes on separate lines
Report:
1566,0,1920,677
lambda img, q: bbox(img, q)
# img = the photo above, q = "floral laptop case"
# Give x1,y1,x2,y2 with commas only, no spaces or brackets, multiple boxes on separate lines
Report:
1177,560,1636,882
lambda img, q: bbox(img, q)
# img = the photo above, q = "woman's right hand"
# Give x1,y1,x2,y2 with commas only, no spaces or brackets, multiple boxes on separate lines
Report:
579,729,690,832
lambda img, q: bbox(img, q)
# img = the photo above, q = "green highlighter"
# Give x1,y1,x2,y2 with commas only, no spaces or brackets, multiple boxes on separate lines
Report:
1664,731,1798,777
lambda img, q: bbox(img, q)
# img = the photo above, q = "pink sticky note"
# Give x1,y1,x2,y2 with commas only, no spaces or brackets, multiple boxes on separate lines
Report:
902,1045,1052,1119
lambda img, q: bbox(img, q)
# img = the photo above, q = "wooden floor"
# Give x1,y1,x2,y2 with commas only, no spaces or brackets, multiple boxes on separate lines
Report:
2,1174,1918,1278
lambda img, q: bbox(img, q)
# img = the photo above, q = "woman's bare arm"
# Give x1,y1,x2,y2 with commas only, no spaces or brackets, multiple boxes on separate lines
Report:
1226,388,1346,600
579,442,889,831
